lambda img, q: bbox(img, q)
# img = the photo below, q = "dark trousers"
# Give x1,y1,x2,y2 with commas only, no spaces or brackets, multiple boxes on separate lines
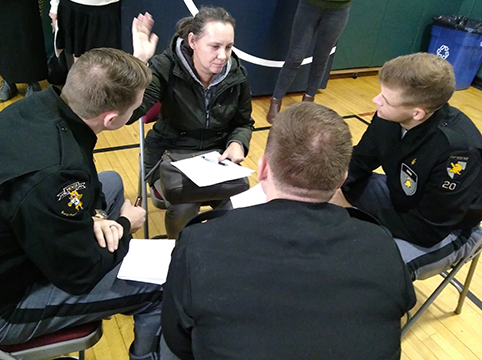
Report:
273,0,350,99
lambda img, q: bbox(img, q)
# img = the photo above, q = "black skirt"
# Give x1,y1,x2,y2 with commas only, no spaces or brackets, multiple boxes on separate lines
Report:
57,0,121,57
0,0,48,83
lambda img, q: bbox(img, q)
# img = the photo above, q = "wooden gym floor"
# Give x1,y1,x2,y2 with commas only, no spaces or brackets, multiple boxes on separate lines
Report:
2,74,482,359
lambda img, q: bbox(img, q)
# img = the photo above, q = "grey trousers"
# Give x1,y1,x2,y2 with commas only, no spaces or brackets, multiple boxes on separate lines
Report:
273,0,350,99
0,171,163,360
344,173,482,280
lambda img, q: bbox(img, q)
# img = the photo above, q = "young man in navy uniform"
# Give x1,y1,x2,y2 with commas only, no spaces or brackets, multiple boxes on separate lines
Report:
0,48,163,360
334,52,482,280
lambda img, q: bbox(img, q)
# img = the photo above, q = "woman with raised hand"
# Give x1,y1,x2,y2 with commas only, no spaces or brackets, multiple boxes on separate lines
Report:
131,8,254,239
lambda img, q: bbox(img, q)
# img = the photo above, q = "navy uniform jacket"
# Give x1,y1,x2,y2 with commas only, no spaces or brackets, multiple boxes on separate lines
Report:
343,104,482,247
162,199,416,360
0,87,131,314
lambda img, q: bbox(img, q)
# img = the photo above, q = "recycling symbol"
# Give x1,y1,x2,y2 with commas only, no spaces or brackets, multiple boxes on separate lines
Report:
436,45,450,60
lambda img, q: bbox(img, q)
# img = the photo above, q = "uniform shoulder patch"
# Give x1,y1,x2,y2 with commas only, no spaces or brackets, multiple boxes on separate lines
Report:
56,181,88,217
446,155,468,180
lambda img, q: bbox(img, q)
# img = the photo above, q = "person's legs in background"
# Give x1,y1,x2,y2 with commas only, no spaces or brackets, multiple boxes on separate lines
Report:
0,0,48,102
267,0,322,123
272,0,322,100
305,7,350,97
0,78,18,102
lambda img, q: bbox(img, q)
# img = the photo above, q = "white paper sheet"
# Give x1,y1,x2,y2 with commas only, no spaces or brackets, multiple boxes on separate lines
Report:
230,183,267,209
171,151,255,187
53,22,62,57
117,239,176,285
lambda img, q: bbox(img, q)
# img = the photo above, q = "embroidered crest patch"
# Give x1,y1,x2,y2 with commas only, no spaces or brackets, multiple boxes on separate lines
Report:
400,163,418,196
446,155,468,180
57,181,87,217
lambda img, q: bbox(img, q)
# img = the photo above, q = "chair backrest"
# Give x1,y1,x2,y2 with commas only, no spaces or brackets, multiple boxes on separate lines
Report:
0,321,102,360
143,101,162,124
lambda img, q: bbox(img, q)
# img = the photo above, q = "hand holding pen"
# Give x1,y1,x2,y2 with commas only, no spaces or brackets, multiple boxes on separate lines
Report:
119,197,146,234
201,155,227,167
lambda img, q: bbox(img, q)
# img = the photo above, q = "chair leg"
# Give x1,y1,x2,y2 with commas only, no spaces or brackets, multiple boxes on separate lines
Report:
455,252,480,314
401,256,468,337
138,161,149,240
79,349,85,360
139,118,149,239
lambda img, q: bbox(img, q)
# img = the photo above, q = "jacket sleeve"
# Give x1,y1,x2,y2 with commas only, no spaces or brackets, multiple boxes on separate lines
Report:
162,229,195,360
226,69,254,155
128,55,169,125
376,147,482,246
11,171,131,295
343,119,382,192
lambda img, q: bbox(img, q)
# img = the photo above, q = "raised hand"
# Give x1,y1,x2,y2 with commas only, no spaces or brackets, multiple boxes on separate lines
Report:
132,12,159,64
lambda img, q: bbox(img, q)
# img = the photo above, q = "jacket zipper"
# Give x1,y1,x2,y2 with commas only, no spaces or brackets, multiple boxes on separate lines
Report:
202,78,245,149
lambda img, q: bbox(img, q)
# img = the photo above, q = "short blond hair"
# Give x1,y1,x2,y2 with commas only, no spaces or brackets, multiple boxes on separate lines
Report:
378,52,455,113
61,48,151,118
266,103,352,200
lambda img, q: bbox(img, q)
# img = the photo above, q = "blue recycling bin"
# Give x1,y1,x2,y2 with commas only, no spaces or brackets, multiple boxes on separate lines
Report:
428,23,482,90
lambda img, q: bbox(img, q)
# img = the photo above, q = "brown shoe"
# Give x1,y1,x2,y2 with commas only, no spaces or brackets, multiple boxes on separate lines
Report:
302,94,314,102
267,97,282,124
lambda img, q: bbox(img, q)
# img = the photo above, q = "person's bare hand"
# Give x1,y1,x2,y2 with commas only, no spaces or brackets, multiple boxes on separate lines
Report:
120,199,146,234
132,12,159,63
92,218,124,252
219,142,245,164
329,188,353,207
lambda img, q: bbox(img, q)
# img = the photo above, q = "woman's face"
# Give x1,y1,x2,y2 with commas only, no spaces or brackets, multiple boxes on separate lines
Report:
188,21,234,80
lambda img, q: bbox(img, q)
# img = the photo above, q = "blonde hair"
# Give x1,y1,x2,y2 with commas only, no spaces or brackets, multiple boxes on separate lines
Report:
378,52,455,112
265,103,352,200
61,48,151,118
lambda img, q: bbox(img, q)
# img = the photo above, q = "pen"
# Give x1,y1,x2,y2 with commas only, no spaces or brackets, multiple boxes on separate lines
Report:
134,196,142,207
201,155,227,166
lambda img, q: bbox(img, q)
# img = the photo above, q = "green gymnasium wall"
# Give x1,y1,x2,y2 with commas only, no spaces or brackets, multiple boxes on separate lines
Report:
40,0,482,84
332,0,464,70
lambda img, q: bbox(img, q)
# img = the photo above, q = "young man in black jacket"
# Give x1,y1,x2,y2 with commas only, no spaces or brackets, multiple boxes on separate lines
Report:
0,48,163,360
334,52,482,279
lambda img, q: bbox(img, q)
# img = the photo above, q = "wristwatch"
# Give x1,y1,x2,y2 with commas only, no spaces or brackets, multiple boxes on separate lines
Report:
93,209,109,219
